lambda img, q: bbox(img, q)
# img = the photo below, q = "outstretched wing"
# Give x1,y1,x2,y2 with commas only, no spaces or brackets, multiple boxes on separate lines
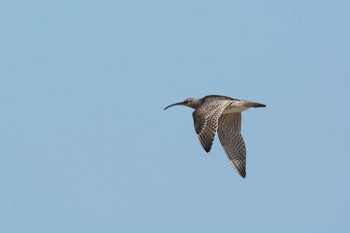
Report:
217,112,247,178
192,101,231,152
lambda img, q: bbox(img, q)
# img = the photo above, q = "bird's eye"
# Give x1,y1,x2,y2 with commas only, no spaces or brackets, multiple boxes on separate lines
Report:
184,99,189,103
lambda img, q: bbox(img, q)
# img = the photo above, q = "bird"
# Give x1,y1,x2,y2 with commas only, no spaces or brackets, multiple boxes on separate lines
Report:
164,95,266,178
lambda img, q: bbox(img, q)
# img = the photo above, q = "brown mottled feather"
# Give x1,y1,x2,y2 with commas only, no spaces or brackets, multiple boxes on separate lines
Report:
217,112,246,178
192,100,232,152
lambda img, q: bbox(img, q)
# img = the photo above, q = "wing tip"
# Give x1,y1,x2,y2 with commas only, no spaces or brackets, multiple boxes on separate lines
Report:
233,163,246,179
202,144,212,153
197,134,213,153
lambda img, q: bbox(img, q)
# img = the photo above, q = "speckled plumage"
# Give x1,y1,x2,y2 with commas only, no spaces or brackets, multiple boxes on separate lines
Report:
164,95,266,178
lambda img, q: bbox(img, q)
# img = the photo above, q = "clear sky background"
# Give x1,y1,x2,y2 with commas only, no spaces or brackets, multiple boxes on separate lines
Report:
1,1,350,232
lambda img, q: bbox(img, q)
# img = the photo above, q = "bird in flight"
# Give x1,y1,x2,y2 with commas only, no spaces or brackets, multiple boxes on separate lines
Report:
164,95,266,178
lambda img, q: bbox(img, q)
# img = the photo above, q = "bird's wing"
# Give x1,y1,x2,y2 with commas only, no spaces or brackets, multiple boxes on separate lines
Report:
217,112,246,178
192,101,231,152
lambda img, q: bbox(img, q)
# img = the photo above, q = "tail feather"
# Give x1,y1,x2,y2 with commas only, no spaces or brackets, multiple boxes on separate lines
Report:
244,101,266,108
253,102,266,108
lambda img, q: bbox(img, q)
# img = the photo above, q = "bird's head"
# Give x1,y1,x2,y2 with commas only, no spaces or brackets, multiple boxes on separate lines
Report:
164,98,201,110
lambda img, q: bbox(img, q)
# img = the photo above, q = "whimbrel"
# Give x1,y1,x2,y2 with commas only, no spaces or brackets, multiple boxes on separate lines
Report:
164,95,266,178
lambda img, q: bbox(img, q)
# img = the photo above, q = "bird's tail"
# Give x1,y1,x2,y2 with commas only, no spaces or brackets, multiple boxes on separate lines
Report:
253,102,266,108
244,101,266,108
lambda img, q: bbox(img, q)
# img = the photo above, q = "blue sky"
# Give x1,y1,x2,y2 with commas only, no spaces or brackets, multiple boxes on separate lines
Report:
1,1,350,232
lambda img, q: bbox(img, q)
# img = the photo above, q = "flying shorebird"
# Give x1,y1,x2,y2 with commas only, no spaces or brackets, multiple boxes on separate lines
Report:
164,95,266,178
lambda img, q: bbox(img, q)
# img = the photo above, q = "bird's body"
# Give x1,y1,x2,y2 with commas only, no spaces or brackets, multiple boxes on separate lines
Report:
164,95,266,178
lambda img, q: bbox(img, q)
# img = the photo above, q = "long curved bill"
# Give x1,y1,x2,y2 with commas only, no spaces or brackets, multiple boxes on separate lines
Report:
164,101,186,110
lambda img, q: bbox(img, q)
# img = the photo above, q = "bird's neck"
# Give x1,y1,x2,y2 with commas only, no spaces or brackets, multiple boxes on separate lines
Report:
188,99,203,109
